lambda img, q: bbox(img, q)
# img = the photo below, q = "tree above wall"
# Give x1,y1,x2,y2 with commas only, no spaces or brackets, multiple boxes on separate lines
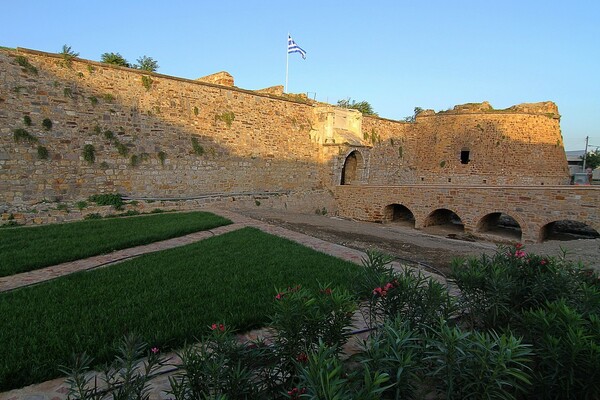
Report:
337,98,378,116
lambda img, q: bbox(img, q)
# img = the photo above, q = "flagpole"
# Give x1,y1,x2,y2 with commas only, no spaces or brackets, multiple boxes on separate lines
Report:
285,33,289,93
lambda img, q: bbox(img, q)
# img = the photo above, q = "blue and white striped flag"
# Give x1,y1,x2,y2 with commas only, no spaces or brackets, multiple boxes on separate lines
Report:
287,35,306,59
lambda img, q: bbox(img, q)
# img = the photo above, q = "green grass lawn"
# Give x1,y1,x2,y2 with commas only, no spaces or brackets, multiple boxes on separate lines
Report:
0,227,362,391
0,211,231,277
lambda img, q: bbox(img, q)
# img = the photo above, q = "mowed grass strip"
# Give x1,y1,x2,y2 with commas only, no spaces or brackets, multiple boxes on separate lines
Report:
0,227,362,391
0,211,231,277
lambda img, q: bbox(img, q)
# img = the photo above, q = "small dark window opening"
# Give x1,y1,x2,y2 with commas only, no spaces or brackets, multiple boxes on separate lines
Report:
460,150,470,164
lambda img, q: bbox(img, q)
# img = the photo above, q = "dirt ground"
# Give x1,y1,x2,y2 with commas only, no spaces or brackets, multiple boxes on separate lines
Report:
233,207,600,276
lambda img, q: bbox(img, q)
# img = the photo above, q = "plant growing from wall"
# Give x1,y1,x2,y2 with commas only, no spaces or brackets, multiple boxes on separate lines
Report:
100,52,130,67
83,144,95,164
63,87,73,98
440,160,446,168
15,55,38,74
337,98,378,116
398,146,403,158
215,111,235,127
193,106,199,116
102,93,115,103
59,45,79,68
37,145,49,160
157,151,167,165
141,75,153,91
403,107,424,122
88,96,98,106
115,141,129,157
13,128,38,143
42,118,53,131
87,65,95,75
103,130,115,140
370,128,381,144
130,154,140,167
23,115,32,126
191,137,204,155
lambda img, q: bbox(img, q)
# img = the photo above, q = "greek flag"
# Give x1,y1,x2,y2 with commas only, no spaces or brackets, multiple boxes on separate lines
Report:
287,35,306,59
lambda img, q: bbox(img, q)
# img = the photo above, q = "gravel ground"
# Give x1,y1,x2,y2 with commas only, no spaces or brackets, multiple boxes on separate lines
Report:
232,207,600,276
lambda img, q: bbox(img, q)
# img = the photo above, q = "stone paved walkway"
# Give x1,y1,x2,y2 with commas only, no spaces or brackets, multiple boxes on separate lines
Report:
0,207,443,400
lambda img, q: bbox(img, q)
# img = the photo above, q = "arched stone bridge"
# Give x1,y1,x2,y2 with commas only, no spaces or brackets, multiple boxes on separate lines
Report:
334,185,600,243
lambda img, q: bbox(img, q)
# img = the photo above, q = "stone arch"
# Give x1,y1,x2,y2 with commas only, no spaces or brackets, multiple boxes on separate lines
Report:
383,203,415,227
539,219,600,242
476,212,523,241
340,150,364,185
423,208,464,232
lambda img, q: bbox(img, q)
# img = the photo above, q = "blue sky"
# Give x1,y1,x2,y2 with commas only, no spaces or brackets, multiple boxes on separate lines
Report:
2,0,598,151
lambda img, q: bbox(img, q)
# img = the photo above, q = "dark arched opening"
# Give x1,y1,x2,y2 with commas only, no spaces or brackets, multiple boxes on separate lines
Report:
423,208,464,234
383,204,415,227
541,220,600,242
477,212,522,241
341,150,363,185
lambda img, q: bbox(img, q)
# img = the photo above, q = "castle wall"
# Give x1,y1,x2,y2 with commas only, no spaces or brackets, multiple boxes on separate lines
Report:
0,48,326,209
0,47,573,223
362,109,569,186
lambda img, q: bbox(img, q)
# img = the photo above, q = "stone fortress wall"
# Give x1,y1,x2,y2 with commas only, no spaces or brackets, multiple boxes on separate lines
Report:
2,47,595,241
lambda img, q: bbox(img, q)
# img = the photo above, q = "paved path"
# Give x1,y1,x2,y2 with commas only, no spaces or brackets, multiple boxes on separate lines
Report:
0,207,439,400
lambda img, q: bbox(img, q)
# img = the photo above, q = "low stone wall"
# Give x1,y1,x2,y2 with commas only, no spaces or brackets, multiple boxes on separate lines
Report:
0,189,335,227
334,185,600,243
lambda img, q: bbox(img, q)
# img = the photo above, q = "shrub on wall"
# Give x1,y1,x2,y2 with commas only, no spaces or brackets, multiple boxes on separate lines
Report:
215,111,235,127
157,151,167,165
23,115,32,126
37,146,49,160
14,55,38,75
130,154,140,167
59,45,79,69
141,75,153,91
82,144,95,164
42,118,53,131
13,128,38,143
191,137,204,156
115,142,129,157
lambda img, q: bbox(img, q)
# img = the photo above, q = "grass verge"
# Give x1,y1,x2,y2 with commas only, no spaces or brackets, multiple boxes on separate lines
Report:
0,227,362,391
0,211,231,277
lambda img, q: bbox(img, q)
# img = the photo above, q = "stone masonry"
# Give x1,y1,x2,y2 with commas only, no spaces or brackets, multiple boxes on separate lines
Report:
1,47,596,240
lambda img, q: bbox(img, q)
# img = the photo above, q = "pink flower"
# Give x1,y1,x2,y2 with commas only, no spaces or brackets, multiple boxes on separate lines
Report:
288,387,307,399
210,323,225,332
275,292,284,300
151,347,159,354
540,259,547,265
515,250,526,258
515,243,523,250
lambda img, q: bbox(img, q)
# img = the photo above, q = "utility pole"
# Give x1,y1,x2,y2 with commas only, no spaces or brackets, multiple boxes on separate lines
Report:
582,136,589,171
